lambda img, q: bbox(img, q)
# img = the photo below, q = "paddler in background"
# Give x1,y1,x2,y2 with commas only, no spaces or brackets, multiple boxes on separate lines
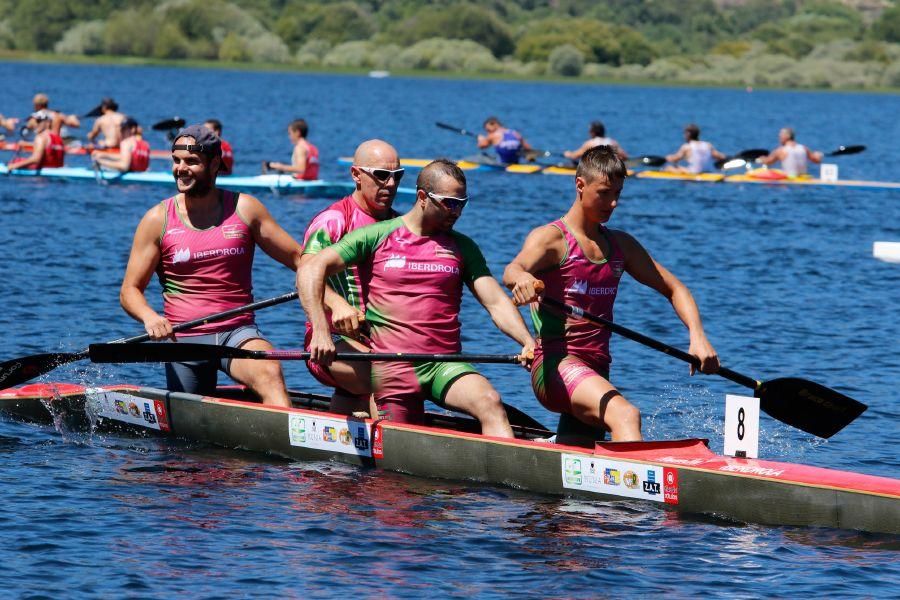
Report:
30,93,80,139
758,127,823,177
0,114,19,134
265,118,320,180
665,123,726,174
564,120,628,162
86,97,125,149
301,159,535,438
7,110,65,170
91,116,150,173
119,124,303,408
504,145,719,446
296,139,403,417
476,116,532,165
204,119,234,175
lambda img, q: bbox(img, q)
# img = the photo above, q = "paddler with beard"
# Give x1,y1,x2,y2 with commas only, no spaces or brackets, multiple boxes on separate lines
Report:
119,124,303,408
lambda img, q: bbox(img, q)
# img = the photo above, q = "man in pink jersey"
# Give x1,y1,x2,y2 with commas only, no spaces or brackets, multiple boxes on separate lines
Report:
504,146,719,445
297,139,402,417
120,124,303,408
266,118,319,180
300,159,535,438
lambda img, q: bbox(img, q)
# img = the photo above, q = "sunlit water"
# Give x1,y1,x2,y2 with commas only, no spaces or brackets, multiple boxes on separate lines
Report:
0,62,898,595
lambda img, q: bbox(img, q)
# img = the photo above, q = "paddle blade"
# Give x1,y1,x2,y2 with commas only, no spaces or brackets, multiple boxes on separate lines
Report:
631,155,666,168
757,377,867,438
719,158,747,170
84,104,103,118
737,149,769,161
89,342,242,363
828,145,865,157
152,117,186,132
0,352,84,390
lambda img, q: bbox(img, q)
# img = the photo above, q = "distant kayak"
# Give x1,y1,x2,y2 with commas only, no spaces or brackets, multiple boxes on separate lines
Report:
0,165,416,198
337,156,575,176
635,171,726,182
0,140,170,159
725,169,900,190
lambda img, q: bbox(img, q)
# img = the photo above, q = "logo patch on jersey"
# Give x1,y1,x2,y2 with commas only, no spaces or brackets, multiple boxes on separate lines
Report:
393,234,412,247
166,228,185,236
384,254,407,270
611,259,625,278
434,246,456,258
172,247,191,264
565,279,588,295
221,224,246,239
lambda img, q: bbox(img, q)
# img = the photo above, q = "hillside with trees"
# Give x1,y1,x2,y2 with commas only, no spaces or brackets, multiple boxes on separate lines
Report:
2,0,899,89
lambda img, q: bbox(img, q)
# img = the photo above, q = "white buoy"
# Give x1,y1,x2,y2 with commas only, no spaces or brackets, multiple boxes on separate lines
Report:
873,241,900,264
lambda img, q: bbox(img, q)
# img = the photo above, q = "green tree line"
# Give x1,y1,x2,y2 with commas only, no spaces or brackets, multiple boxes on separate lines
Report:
1,0,899,89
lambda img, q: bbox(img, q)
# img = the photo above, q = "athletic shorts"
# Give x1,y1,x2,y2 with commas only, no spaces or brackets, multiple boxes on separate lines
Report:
165,325,265,395
303,330,370,398
371,360,480,425
531,348,610,414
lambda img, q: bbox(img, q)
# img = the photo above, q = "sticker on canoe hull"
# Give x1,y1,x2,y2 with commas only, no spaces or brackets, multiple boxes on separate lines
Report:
86,390,170,432
288,413,371,457
562,454,678,505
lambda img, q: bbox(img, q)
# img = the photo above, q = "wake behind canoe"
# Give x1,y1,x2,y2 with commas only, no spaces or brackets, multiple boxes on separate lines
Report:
2,382,897,535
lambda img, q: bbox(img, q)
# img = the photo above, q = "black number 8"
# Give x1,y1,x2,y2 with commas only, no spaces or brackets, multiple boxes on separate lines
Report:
737,407,745,440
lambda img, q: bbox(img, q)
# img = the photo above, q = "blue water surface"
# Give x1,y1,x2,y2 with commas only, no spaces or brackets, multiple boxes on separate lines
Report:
0,62,898,597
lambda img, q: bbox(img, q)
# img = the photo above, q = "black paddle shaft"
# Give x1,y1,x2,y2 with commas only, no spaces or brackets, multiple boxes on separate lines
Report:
540,296,759,389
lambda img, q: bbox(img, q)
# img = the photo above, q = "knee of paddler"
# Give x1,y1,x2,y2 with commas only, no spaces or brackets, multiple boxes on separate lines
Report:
475,389,505,416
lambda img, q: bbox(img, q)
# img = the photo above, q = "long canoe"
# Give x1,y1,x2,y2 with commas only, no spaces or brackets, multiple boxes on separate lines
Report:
0,165,416,198
0,141,171,159
1,382,897,535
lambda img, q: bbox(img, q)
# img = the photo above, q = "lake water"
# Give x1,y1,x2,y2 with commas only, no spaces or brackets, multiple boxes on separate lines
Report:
0,61,898,596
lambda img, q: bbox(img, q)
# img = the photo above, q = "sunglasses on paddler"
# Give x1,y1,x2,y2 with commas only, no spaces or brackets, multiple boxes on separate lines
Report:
355,166,405,183
425,190,468,212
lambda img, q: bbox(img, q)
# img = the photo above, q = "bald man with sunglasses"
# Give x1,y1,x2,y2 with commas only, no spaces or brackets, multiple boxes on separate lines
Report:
300,159,535,437
296,139,404,417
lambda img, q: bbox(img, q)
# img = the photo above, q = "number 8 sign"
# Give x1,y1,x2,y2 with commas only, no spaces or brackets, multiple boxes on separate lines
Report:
724,394,760,458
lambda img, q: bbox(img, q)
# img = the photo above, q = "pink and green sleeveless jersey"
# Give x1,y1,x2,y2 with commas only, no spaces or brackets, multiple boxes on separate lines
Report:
156,191,255,336
531,219,625,364
332,217,491,354
301,195,388,336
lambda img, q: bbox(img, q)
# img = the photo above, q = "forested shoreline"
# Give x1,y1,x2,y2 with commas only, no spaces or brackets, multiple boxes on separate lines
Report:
3,0,899,89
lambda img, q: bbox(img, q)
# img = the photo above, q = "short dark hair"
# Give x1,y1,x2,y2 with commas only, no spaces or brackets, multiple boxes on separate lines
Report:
576,145,627,183
289,118,309,138
483,116,501,127
205,119,222,134
590,121,606,137
417,158,466,193
684,123,700,140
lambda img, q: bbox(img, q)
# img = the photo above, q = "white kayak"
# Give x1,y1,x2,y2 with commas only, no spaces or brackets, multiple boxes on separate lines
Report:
0,165,416,198
873,242,900,264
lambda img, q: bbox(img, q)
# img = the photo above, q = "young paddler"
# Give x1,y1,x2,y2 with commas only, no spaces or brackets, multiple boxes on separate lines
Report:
204,119,234,175
266,118,319,180
7,110,65,170
119,124,303,407
665,123,726,174
503,146,719,444
296,139,403,416
300,159,535,437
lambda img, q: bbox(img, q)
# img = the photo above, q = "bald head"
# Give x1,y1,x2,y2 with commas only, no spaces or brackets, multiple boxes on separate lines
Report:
353,139,399,167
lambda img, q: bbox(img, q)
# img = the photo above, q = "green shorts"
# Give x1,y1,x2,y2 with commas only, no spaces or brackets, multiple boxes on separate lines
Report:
371,360,480,424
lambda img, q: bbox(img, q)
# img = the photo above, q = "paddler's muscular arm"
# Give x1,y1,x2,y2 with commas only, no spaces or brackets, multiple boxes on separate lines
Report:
470,275,536,363
666,144,688,164
297,253,364,337
269,144,308,175
758,147,784,166
120,204,173,339
503,225,566,306
299,248,349,364
12,136,47,169
615,231,719,375
92,140,131,171
238,194,303,271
